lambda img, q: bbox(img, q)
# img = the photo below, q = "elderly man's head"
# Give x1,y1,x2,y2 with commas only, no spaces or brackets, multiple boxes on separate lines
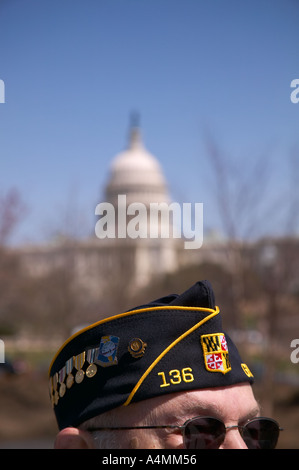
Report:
55,384,265,449
49,280,281,449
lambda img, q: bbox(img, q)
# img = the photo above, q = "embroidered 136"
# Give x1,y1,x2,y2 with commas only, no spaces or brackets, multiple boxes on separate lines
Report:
158,367,195,388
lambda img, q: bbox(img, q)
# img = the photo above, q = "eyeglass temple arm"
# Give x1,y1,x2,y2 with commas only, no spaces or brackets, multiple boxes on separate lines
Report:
87,423,284,432
86,425,182,432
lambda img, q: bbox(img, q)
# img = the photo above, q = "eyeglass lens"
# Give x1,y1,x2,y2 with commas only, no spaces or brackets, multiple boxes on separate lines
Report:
241,418,280,449
183,417,280,449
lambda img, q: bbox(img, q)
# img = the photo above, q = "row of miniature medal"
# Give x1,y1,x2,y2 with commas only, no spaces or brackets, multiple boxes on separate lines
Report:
50,336,147,407
50,347,100,407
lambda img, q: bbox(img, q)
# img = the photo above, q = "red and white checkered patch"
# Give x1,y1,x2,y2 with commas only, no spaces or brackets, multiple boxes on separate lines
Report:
201,333,231,374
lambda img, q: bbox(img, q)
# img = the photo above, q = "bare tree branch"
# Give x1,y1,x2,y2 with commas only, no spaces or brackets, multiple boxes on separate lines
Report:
0,188,27,245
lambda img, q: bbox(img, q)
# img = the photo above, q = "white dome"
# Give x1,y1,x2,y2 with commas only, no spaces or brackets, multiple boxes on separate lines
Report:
105,125,169,206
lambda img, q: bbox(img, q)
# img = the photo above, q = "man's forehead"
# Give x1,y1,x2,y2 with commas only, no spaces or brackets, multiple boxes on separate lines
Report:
146,384,259,424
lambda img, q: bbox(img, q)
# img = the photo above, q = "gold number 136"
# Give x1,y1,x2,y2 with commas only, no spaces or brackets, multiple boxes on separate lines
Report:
158,368,194,388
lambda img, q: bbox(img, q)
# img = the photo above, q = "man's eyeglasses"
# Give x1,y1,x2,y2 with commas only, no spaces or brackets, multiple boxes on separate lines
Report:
88,416,283,449
86,416,283,449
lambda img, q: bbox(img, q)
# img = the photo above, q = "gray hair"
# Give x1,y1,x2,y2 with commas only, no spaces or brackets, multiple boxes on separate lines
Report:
79,400,162,449
79,408,125,449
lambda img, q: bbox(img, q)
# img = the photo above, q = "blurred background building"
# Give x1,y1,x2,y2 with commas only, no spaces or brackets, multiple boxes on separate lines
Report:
18,117,181,299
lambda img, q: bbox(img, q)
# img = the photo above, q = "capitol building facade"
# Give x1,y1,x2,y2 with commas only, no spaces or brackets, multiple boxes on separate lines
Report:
13,118,296,339
19,118,226,310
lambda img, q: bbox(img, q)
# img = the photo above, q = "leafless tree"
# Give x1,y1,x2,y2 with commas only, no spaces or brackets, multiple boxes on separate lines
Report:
0,188,27,334
203,134,272,331
203,135,299,419
0,188,26,246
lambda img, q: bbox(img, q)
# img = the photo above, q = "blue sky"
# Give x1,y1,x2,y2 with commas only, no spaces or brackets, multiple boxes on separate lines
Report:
0,0,298,244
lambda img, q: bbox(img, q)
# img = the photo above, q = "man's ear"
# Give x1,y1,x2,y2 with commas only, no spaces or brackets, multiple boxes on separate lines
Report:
54,427,95,449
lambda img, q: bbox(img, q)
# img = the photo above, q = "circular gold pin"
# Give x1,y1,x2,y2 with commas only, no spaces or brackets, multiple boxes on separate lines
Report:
128,338,147,358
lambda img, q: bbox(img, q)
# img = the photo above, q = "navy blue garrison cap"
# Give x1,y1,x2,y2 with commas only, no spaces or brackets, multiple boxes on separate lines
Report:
49,280,254,430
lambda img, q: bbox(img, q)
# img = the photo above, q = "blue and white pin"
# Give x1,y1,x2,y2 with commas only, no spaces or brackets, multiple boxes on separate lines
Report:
95,335,119,367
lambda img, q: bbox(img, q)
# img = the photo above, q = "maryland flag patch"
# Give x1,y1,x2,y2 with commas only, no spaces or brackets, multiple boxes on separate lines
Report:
201,333,231,374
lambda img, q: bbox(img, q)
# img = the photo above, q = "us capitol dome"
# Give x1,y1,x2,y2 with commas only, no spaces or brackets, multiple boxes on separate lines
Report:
99,116,179,286
105,117,170,208
19,117,183,299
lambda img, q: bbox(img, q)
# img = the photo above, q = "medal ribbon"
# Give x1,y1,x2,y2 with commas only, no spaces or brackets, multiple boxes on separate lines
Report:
74,351,85,370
